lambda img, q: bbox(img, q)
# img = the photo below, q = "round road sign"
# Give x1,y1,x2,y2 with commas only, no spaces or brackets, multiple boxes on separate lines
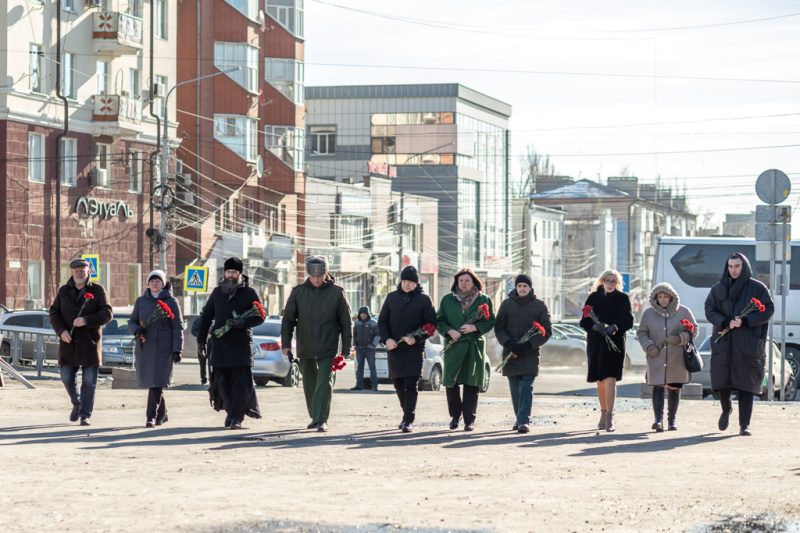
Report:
755,169,791,204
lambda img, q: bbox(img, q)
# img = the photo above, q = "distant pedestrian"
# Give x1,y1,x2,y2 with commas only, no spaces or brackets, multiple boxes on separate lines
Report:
637,282,698,432
493,274,552,434
191,317,212,386
705,252,774,436
378,266,437,433
129,270,184,428
281,256,352,433
196,257,265,430
437,268,496,431
351,306,380,391
579,270,634,432
48,258,113,426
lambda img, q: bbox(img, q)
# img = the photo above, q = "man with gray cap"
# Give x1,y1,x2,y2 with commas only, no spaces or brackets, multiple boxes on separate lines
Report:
49,257,113,425
282,255,353,432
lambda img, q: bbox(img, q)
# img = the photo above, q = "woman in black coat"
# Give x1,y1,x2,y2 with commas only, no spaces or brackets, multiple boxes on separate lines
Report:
579,269,634,432
378,266,437,433
493,274,552,433
705,252,774,436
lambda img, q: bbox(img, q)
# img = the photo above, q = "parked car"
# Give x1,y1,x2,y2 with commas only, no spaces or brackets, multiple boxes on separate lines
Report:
553,322,586,340
541,325,587,366
0,310,59,362
361,333,489,392
251,319,299,387
100,313,135,371
625,327,648,369
182,314,200,359
691,336,796,401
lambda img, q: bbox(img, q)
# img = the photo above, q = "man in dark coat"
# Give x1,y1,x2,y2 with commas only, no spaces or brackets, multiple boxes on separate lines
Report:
378,266,437,433
493,274,552,433
281,256,352,432
705,252,774,436
49,257,113,425
351,306,380,391
196,257,265,429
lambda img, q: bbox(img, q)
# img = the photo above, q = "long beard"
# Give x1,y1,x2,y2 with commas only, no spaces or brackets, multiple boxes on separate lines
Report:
220,278,240,295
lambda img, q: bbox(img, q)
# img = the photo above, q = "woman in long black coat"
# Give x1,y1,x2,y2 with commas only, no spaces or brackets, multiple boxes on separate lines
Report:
129,270,183,428
579,269,634,432
378,266,437,433
705,252,774,436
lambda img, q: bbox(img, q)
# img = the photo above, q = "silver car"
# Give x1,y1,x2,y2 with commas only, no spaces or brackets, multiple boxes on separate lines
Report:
100,313,135,371
0,310,59,363
541,325,587,366
692,336,796,401
251,319,299,387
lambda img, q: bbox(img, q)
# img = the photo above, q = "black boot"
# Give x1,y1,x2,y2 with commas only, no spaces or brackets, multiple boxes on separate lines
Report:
651,387,664,432
667,388,680,430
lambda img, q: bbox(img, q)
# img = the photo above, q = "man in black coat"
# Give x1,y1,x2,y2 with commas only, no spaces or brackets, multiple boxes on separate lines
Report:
196,257,265,429
378,266,437,433
351,306,380,391
705,252,774,436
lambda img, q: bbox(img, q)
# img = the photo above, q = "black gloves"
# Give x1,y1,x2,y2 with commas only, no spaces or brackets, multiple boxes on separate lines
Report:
134,326,146,337
172,352,182,363
230,317,247,329
604,324,618,335
198,342,206,358
512,341,531,353
592,323,605,332
504,339,516,349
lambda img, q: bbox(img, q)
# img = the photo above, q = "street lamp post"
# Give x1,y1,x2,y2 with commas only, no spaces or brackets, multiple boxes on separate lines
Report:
158,67,240,271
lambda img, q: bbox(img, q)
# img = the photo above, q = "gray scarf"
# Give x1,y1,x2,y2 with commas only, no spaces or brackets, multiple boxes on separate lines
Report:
453,287,479,311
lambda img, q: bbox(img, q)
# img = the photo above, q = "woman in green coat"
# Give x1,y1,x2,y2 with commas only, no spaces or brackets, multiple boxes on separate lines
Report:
437,268,496,431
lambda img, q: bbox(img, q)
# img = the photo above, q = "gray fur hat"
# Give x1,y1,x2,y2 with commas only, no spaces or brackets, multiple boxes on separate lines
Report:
649,282,680,318
306,255,328,277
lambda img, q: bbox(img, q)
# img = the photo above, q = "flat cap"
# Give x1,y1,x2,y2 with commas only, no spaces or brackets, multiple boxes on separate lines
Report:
69,258,90,269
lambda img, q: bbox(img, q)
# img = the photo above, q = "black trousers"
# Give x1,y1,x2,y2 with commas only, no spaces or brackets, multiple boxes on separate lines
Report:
146,387,166,421
393,376,419,425
719,388,754,428
446,384,480,425
214,366,261,423
198,355,211,384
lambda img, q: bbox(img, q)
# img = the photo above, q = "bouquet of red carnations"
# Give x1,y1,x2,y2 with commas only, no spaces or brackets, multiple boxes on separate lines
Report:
442,303,491,355
331,355,347,372
582,305,620,353
656,319,694,352
214,301,266,338
125,300,174,353
390,323,437,349
69,293,95,335
715,298,765,343
495,321,546,372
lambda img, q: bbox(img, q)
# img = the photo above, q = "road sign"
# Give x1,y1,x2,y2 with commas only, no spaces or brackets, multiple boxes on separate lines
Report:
184,266,209,292
621,272,630,293
755,223,791,242
81,254,99,281
756,242,792,262
755,205,791,223
755,169,791,204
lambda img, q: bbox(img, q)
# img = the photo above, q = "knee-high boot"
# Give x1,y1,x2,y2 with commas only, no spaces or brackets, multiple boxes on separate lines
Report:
651,386,665,432
667,388,680,430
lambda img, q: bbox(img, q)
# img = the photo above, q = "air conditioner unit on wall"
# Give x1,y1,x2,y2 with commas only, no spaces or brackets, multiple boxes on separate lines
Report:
151,83,166,99
85,0,102,8
90,168,107,187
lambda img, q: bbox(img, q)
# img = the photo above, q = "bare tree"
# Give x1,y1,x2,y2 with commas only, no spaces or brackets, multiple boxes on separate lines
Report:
618,165,632,177
519,145,557,196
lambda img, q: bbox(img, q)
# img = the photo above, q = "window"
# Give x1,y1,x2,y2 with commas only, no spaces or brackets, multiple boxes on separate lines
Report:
27,261,43,302
214,114,258,162
280,205,286,233
96,61,109,95
129,149,142,192
28,133,45,183
127,0,141,16
266,0,304,38
309,126,335,155
30,45,43,93
61,138,77,186
264,58,304,104
95,143,111,187
266,125,305,171
224,0,258,19
129,69,140,98
155,0,167,40
97,263,110,289
62,52,75,99
330,216,366,248
128,264,141,306
214,42,259,93
152,75,166,116
63,0,76,11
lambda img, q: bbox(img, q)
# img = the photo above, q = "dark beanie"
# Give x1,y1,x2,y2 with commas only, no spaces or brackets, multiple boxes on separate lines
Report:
514,274,532,288
224,257,244,273
401,265,419,283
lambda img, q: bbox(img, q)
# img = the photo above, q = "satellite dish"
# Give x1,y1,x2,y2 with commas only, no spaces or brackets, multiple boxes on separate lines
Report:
256,155,264,177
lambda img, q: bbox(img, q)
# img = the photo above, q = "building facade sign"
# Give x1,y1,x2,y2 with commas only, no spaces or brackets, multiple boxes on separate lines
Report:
75,196,134,219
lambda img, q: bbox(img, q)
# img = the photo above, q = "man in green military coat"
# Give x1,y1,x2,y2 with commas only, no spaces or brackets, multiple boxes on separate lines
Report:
436,268,496,431
282,256,352,432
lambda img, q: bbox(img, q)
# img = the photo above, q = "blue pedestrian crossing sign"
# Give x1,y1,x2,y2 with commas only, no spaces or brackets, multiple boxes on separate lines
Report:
81,254,100,281
184,266,209,292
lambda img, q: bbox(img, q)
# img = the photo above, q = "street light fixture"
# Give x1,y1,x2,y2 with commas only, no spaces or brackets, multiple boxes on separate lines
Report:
158,66,241,271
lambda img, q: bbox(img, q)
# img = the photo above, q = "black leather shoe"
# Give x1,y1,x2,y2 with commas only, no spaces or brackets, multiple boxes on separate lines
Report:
317,422,328,432
156,413,168,426
230,421,242,430
518,424,530,434
652,421,664,432
201,379,207,386
70,404,80,422
740,426,752,436
449,417,459,430
307,421,318,429
668,419,677,431
350,386,363,391
464,423,474,431
80,418,90,426
224,417,232,428
146,419,156,428
718,407,733,431
402,424,413,433
398,421,406,430
512,424,518,431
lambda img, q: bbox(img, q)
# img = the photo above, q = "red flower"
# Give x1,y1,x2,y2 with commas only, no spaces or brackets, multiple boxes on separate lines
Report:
533,321,545,336
254,301,266,319
84,293,94,300
478,303,490,319
331,355,347,372
582,305,593,318
422,323,436,337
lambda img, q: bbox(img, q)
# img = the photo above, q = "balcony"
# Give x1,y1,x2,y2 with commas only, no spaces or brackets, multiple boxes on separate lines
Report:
93,12,143,55
93,95,143,136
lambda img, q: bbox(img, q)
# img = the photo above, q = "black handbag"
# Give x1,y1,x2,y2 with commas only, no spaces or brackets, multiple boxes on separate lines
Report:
683,338,703,373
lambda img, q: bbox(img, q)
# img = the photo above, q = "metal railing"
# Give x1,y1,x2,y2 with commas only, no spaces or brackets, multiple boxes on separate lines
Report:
0,329,60,377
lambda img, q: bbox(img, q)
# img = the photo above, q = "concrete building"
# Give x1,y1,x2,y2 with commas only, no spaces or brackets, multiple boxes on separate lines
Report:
529,177,696,319
723,212,756,237
176,0,306,314
305,84,512,301
0,0,178,308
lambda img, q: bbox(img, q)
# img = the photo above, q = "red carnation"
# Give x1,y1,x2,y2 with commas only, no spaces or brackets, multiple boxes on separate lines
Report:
422,323,436,337
478,303,490,319
254,301,266,319
582,305,592,318
84,293,94,300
